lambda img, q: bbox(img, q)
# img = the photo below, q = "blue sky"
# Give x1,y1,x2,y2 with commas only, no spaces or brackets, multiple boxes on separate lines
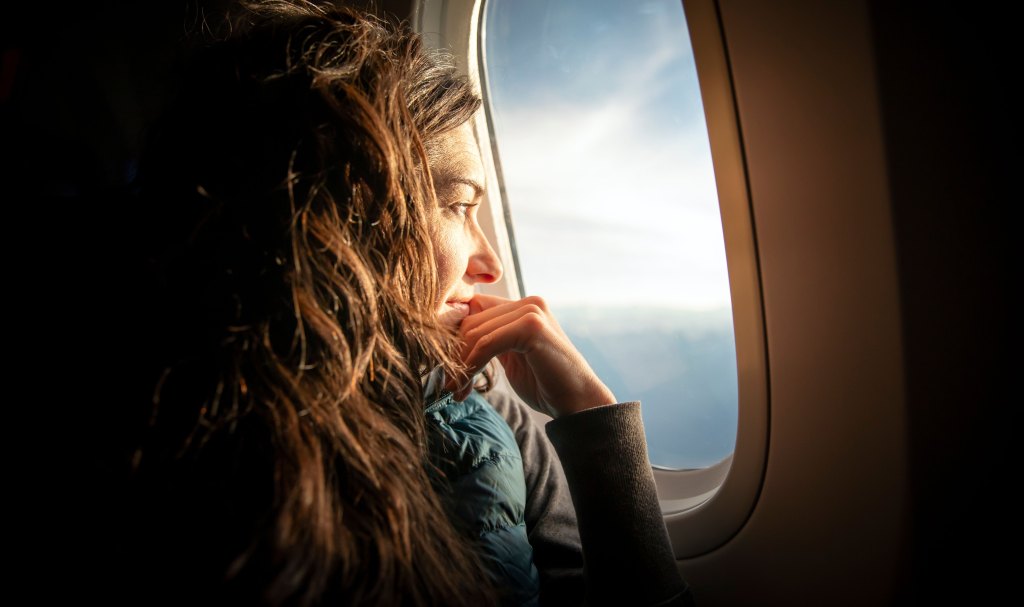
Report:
483,0,730,310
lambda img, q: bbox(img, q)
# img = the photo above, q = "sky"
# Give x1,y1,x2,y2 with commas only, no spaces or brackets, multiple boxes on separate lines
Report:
481,1,738,468
483,0,731,310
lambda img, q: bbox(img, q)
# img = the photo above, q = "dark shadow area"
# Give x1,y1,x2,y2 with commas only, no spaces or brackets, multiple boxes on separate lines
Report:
2,2,233,600
870,1,1015,603
4,3,417,600
3,0,1016,602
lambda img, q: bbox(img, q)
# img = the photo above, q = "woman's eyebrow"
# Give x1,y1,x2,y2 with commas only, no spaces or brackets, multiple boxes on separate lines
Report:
448,177,485,197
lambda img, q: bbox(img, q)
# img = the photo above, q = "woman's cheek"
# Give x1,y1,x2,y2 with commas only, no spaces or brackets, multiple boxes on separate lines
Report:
431,226,462,298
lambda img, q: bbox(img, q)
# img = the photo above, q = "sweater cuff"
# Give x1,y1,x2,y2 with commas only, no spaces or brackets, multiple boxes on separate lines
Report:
544,402,688,606
545,401,641,451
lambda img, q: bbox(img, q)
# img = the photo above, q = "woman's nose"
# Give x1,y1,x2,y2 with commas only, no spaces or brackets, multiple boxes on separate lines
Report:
466,230,503,284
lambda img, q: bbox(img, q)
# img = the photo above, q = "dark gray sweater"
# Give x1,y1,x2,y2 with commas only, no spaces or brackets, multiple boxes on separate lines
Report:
484,372,693,607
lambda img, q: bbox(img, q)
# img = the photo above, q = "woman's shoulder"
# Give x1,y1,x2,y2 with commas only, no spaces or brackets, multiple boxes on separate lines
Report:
425,390,523,474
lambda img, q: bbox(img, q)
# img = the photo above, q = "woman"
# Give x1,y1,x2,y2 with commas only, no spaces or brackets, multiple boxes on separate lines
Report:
123,2,691,605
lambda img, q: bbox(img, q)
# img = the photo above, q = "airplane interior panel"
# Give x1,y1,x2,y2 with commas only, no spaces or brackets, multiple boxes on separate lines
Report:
6,0,1011,604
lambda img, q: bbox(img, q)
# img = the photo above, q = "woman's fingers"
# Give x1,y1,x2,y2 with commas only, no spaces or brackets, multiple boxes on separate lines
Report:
462,310,549,373
459,293,520,332
453,315,539,401
460,301,546,358
445,308,545,400
446,293,615,415
467,292,513,314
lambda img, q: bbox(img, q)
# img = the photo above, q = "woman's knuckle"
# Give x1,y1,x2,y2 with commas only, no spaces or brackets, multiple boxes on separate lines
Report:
523,295,548,312
522,312,545,331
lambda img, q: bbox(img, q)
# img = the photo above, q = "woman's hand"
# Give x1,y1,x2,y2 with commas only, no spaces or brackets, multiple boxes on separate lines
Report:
446,293,617,417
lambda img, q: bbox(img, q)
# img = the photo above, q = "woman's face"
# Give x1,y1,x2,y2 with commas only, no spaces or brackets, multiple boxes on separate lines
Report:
429,122,503,328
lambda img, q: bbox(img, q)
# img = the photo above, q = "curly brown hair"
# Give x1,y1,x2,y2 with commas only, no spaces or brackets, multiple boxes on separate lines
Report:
125,2,493,605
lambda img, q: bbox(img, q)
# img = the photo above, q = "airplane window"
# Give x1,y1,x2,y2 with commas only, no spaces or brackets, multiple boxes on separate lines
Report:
482,0,737,470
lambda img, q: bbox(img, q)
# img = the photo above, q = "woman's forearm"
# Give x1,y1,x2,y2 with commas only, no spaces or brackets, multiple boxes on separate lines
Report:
546,402,693,607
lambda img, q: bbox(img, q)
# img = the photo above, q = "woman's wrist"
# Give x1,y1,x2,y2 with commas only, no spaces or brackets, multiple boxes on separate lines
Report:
556,384,618,417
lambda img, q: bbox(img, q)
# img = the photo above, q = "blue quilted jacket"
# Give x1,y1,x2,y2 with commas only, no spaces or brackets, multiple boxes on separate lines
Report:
424,387,541,606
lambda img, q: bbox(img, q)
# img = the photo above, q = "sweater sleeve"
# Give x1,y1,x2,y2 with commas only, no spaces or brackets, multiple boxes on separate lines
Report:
485,375,587,605
546,402,694,607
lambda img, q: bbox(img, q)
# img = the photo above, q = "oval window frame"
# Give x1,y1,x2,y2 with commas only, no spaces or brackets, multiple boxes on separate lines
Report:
415,0,768,557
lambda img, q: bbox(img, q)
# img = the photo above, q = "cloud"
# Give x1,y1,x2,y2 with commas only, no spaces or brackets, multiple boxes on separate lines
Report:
483,0,730,309
490,99,729,308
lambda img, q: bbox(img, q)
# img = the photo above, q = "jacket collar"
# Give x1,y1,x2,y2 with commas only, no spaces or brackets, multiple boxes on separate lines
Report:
422,366,452,409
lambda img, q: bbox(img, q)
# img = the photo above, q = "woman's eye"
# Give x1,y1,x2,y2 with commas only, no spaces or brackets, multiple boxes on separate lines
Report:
447,203,475,219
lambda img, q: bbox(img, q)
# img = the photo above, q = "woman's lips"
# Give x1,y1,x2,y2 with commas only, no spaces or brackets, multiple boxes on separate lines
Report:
445,301,470,315
439,300,471,329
